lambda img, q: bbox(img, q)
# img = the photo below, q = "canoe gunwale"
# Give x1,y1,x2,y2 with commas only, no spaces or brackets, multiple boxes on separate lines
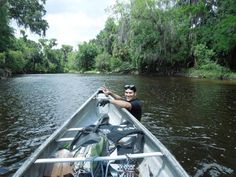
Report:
13,89,189,177
119,107,189,177
12,91,99,177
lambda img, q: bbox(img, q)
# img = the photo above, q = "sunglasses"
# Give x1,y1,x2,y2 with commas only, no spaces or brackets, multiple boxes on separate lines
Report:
124,85,136,91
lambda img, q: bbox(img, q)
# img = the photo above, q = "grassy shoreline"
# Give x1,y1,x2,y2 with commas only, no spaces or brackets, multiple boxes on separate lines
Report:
80,68,236,80
185,68,236,80
1,68,236,81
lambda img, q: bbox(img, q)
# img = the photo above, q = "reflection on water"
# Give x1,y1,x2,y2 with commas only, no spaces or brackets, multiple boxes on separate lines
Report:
0,74,235,177
140,77,236,177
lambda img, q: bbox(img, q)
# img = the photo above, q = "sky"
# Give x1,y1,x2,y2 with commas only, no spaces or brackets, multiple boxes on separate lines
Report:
14,0,116,48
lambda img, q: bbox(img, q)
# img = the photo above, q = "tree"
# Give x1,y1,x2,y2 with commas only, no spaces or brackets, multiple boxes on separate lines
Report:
0,0,48,75
61,45,73,62
0,5,13,52
95,52,111,72
76,42,98,71
0,0,7,7
3,0,49,36
5,50,26,73
13,38,43,73
96,17,117,55
64,50,77,72
38,38,66,73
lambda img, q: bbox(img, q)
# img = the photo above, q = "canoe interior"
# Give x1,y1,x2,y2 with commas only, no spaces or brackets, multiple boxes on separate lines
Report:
13,91,188,177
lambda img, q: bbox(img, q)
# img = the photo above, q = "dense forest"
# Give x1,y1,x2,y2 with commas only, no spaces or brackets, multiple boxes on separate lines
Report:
0,0,236,79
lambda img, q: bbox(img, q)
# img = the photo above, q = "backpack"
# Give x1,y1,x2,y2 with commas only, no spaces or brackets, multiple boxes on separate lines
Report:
72,133,108,177
69,115,109,177
99,122,144,177
99,122,144,155
68,115,144,177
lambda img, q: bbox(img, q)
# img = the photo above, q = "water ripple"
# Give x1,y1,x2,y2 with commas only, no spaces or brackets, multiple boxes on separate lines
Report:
0,74,236,177
194,162,234,177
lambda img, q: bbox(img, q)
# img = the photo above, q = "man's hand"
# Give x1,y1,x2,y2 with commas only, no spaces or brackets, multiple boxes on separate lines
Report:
101,86,111,96
97,98,110,107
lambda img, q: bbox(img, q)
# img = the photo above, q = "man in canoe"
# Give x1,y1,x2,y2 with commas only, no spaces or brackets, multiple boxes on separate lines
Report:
99,85,142,121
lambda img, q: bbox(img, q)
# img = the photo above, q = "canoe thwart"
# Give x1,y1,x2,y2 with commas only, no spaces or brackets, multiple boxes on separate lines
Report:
56,138,74,142
35,152,163,164
67,128,83,131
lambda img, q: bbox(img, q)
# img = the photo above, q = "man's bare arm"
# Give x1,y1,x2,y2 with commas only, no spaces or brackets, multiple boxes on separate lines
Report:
110,99,132,110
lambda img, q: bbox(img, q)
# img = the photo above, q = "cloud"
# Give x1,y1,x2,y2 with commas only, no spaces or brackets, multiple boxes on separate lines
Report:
45,11,107,47
13,0,117,49
42,0,117,48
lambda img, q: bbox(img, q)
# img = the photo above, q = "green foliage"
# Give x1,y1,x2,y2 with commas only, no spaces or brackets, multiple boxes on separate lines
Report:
188,44,233,79
0,5,13,52
128,0,161,72
199,62,227,71
6,50,26,73
2,37,72,74
36,38,67,73
95,18,117,55
61,45,73,62
46,49,64,73
0,52,6,67
113,0,191,73
82,0,235,74
0,0,51,74
76,42,98,72
95,52,111,72
193,44,215,67
119,61,135,73
64,51,77,72
35,62,47,73
113,43,130,62
212,15,236,53
7,0,48,35
187,65,233,79
110,57,123,71
12,38,41,73
1,0,236,77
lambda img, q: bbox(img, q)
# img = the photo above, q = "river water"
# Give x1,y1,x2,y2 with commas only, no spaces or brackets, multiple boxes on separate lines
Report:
0,74,235,177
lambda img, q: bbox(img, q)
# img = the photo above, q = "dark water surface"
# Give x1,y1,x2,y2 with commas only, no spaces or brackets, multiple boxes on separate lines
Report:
0,74,235,177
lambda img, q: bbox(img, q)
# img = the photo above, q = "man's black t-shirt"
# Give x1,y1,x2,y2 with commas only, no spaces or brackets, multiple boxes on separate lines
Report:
128,99,142,121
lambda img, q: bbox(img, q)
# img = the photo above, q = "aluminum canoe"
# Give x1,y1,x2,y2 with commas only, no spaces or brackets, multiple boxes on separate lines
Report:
13,90,189,177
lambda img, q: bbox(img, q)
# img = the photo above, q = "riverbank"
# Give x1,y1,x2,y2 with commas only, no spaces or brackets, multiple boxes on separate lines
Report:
185,68,236,80
82,68,236,80
0,68,12,79
2,67,236,80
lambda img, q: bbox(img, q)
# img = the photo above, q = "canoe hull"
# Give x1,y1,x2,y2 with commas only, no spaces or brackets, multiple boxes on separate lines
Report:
13,91,189,177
